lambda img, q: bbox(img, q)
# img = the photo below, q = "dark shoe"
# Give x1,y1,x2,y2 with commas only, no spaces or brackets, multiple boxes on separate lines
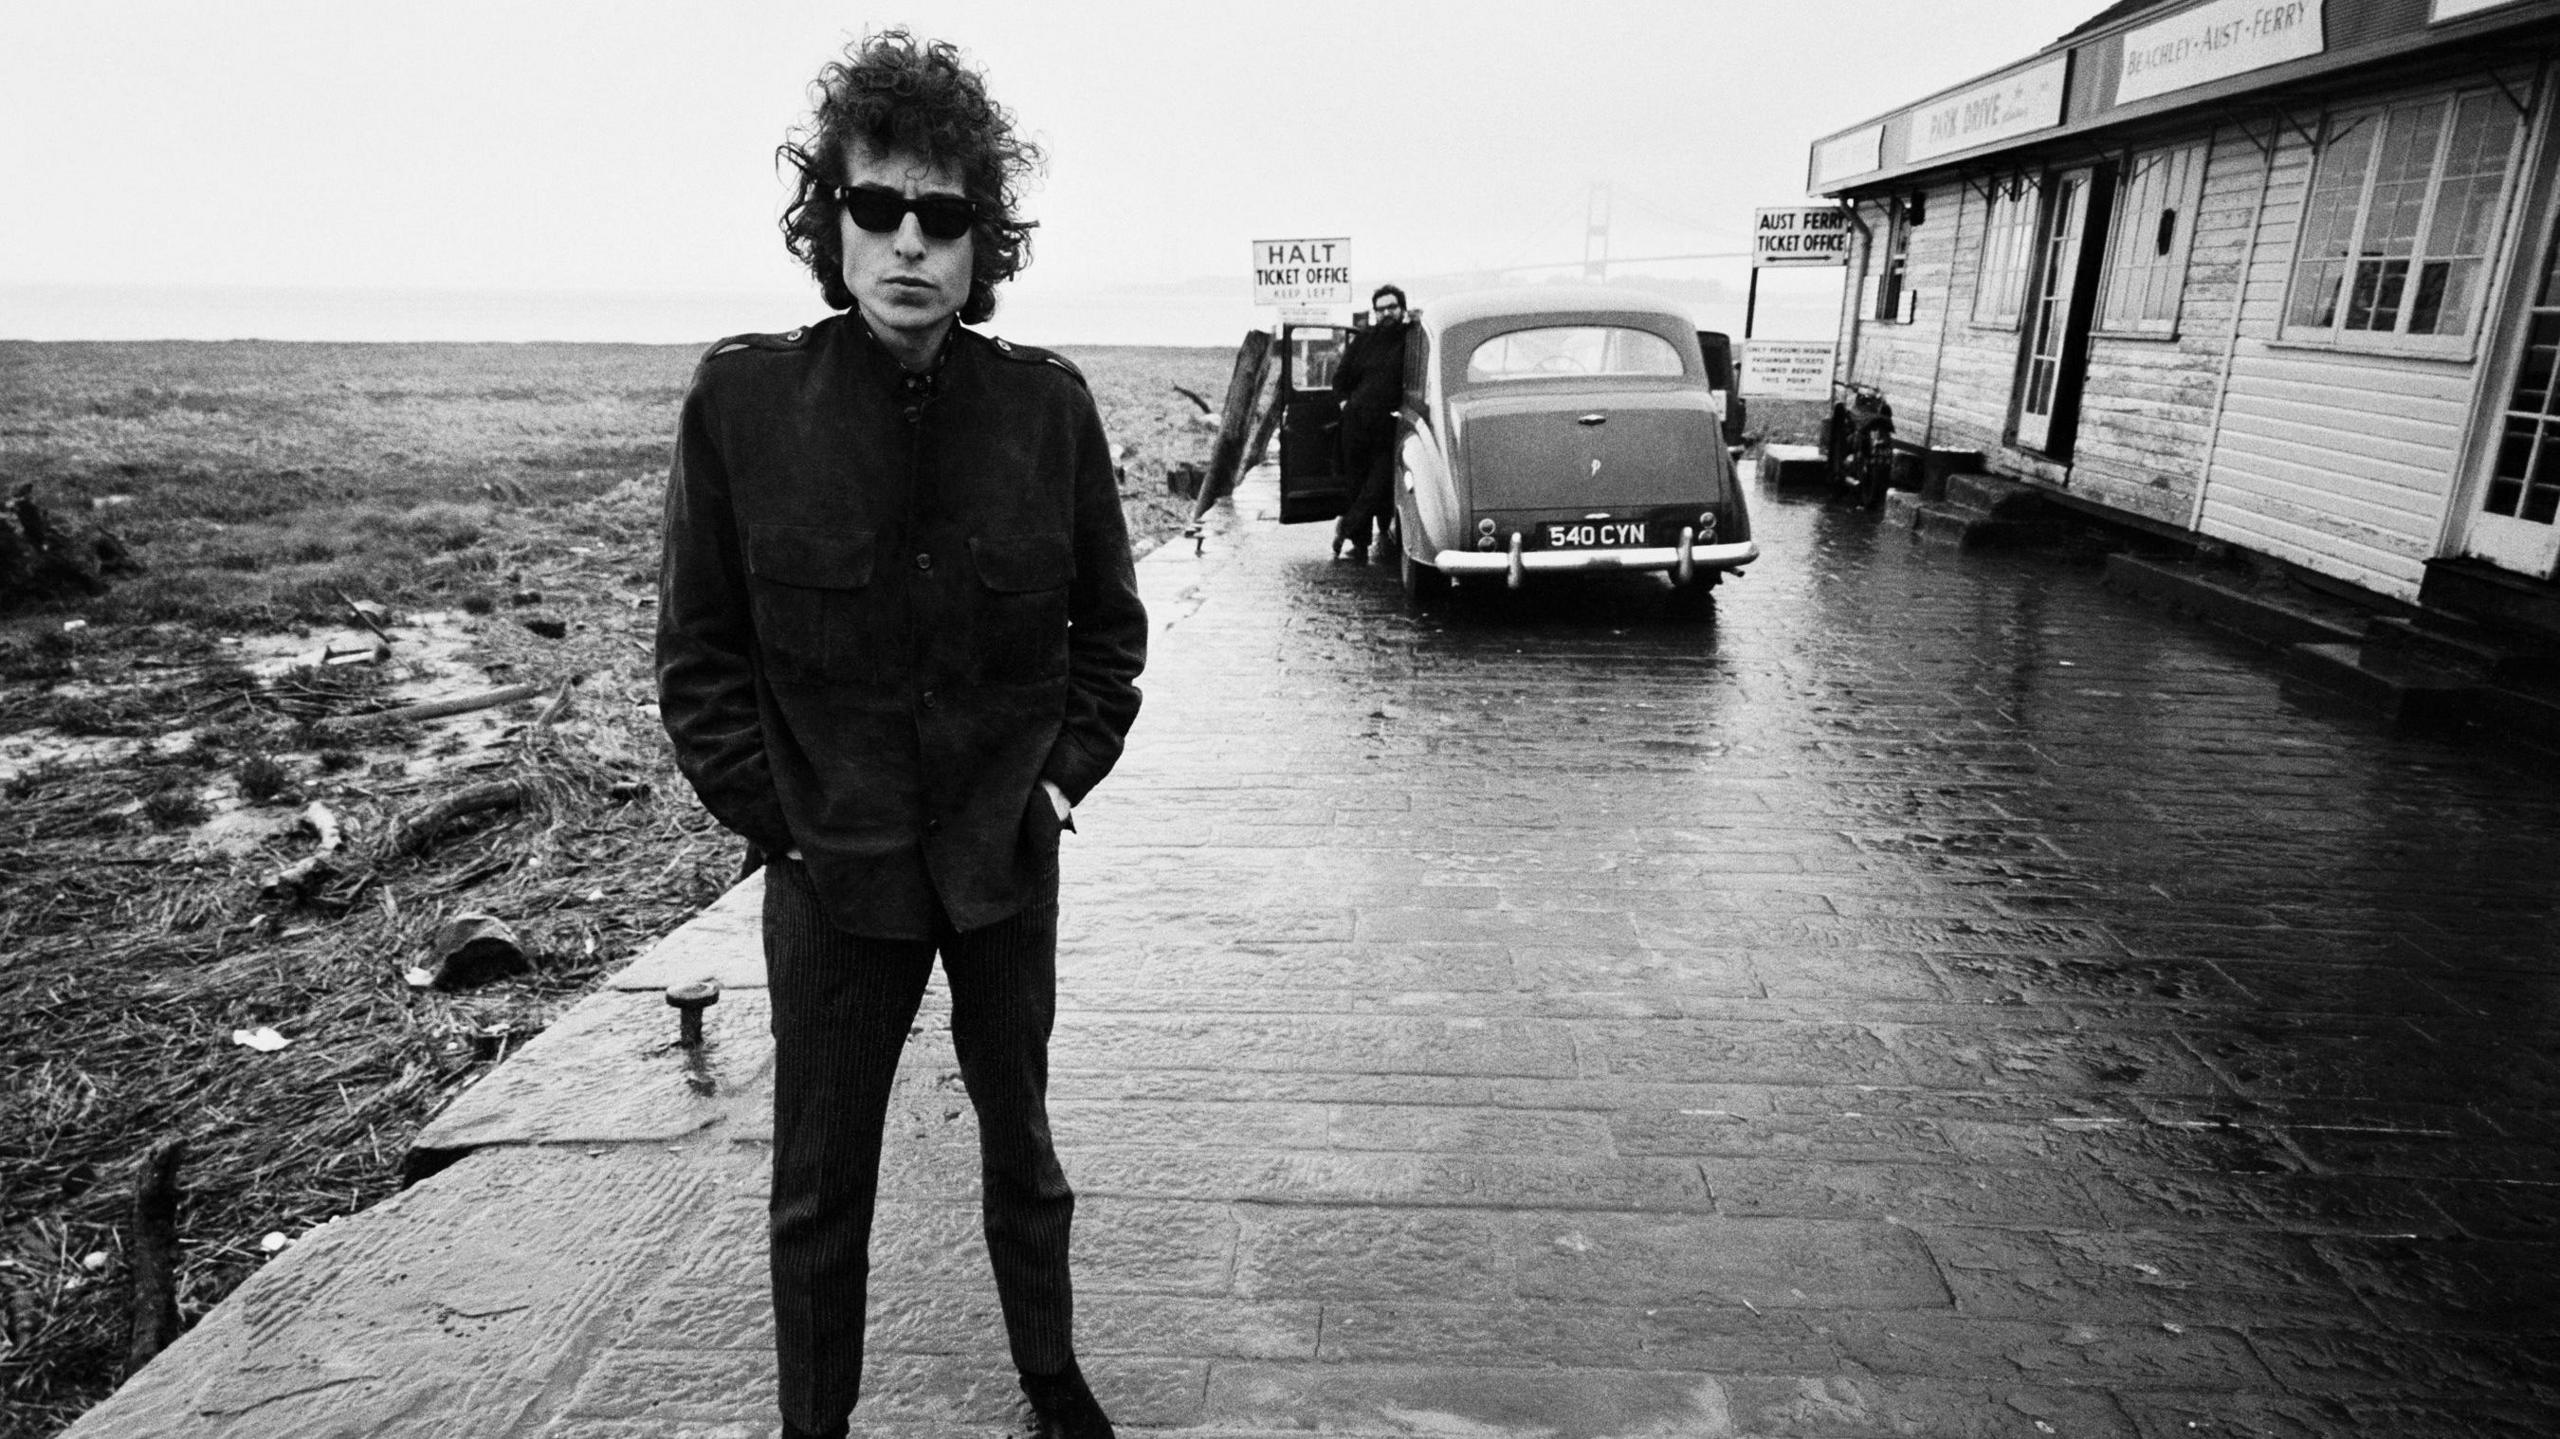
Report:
1020,1360,1115,1439
780,1422,847,1439
1347,544,1369,565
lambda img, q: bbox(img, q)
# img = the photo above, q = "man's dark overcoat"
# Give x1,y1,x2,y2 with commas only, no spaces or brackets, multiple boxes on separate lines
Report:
656,314,1146,938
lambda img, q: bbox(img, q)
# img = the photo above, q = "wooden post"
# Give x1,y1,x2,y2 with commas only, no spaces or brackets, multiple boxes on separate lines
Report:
1196,330,1274,520
1242,359,1287,472
124,1139,185,1376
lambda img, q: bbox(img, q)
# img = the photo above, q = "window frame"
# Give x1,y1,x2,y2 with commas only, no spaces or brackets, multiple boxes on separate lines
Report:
2094,139,2208,340
2277,87,2529,357
1459,325,1687,384
1970,175,2041,332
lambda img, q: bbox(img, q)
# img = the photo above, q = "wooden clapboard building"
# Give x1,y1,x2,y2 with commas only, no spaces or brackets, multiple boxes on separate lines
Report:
1809,0,2560,634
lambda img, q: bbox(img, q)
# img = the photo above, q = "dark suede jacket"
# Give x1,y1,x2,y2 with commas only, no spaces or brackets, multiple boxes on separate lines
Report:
1330,318,1408,428
656,314,1147,937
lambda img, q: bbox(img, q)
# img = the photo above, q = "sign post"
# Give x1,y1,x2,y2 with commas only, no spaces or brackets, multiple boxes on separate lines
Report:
1250,237,1354,314
1745,206,1850,397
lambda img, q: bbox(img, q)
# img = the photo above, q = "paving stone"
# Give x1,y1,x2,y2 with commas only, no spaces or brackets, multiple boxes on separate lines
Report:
1937,1115,2301,1173
1513,1210,1950,1310
2313,1234,2560,1331
1817,1312,2270,1388
1061,940,1519,993
415,989,774,1153
1508,943,1764,999
1314,1300,1842,1370
1057,1013,1578,1078
2245,1326,2560,1400
2075,1166,2459,1236
1229,1206,1512,1303
1575,1018,1906,1085
1921,1224,2368,1326
1885,1022,2231,1096
1705,1158,2108,1227
1611,1108,1956,1162
1320,1102,1615,1156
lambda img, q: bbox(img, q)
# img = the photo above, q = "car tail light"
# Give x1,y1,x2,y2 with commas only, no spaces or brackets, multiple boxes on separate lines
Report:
1697,510,1718,540
1476,517,1498,552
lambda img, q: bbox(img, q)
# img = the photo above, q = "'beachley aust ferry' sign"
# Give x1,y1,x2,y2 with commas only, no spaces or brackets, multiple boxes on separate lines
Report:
1905,56,2068,163
2116,0,2323,104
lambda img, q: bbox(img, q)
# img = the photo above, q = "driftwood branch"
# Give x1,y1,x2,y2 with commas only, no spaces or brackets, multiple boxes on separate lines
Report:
388,780,531,857
336,592,392,643
315,681,546,734
531,676,577,729
124,1138,185,1376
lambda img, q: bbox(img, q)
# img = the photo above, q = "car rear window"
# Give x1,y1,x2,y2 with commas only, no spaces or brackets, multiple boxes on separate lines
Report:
1464,326,1684,382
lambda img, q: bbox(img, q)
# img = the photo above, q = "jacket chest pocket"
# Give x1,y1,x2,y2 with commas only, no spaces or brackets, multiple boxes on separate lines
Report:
747,524,874,685
968,534,1074,682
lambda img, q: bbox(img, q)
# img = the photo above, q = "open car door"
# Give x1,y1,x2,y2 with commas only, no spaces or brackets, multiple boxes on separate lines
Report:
1697,330,1745,452
1276,323,1351,523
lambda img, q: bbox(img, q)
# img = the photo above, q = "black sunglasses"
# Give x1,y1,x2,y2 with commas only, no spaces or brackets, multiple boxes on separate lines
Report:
832,184,978,241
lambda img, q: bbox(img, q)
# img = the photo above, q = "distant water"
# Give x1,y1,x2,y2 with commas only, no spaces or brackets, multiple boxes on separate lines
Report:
0,283,1264,349
2,277,1839,351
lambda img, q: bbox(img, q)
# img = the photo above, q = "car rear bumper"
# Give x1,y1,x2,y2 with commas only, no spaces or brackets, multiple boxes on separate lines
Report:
1432,539,1759,576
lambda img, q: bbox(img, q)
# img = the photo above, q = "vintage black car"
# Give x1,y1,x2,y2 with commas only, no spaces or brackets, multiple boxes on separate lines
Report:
1277,287,1758,606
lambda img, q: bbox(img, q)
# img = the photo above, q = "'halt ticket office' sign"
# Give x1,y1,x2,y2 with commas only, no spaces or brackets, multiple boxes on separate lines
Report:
1742,340,1836,400
1754,208,1852,267
1251,238,1353,309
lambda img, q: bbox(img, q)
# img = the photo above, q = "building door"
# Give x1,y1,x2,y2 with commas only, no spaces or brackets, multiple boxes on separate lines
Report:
2459,204,2560,579
2012,167,2111,456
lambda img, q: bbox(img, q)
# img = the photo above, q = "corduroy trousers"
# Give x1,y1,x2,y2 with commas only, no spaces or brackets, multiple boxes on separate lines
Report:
762,856,1076,1432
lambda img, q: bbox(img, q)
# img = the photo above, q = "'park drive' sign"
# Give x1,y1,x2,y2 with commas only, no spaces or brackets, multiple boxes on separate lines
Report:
1251,238,1353,308
1754,208,1852,267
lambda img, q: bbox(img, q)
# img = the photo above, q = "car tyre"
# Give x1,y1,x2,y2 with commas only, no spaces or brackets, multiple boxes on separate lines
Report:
1664,572,1720,620
1399,545,1447,607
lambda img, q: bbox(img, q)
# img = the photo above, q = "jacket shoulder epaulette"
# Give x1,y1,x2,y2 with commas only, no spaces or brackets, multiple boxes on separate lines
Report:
983,333,1088,390
700,325,817,363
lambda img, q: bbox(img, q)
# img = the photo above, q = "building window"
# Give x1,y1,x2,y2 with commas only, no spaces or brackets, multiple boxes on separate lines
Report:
2285,90,2524,347
1873,196,1916,323
2098,142,2205,336
1973,178,2039,329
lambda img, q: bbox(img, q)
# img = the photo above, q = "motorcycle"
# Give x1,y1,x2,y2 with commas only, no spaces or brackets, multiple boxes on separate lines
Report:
1827,381,1896,510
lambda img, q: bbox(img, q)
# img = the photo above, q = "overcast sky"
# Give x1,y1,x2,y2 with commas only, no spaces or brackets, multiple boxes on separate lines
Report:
1,0,2108,344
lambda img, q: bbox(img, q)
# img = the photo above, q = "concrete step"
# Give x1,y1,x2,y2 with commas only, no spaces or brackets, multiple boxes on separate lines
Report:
2365,613,2560,685
2102,554,2369,649
2421,556,2560,647
2470,676,2560,752
2281,641,2476,735
1941,471,2051,517
1907,498,2069,550
1760,443,1833,492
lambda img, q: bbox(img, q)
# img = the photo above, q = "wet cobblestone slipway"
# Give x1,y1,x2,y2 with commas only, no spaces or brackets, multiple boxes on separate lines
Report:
66,471,2560,1438
1056,478,2560,1436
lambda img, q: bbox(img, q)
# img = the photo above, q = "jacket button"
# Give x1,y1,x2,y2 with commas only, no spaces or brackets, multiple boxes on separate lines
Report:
920,690,938,710
915,552,933,571
924,818,944,836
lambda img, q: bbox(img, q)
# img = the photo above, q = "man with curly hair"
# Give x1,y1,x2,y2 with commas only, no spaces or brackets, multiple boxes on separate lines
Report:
655,30,1143,1439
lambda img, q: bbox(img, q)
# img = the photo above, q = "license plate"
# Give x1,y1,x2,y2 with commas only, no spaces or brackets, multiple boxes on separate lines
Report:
1544,520,1650,548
